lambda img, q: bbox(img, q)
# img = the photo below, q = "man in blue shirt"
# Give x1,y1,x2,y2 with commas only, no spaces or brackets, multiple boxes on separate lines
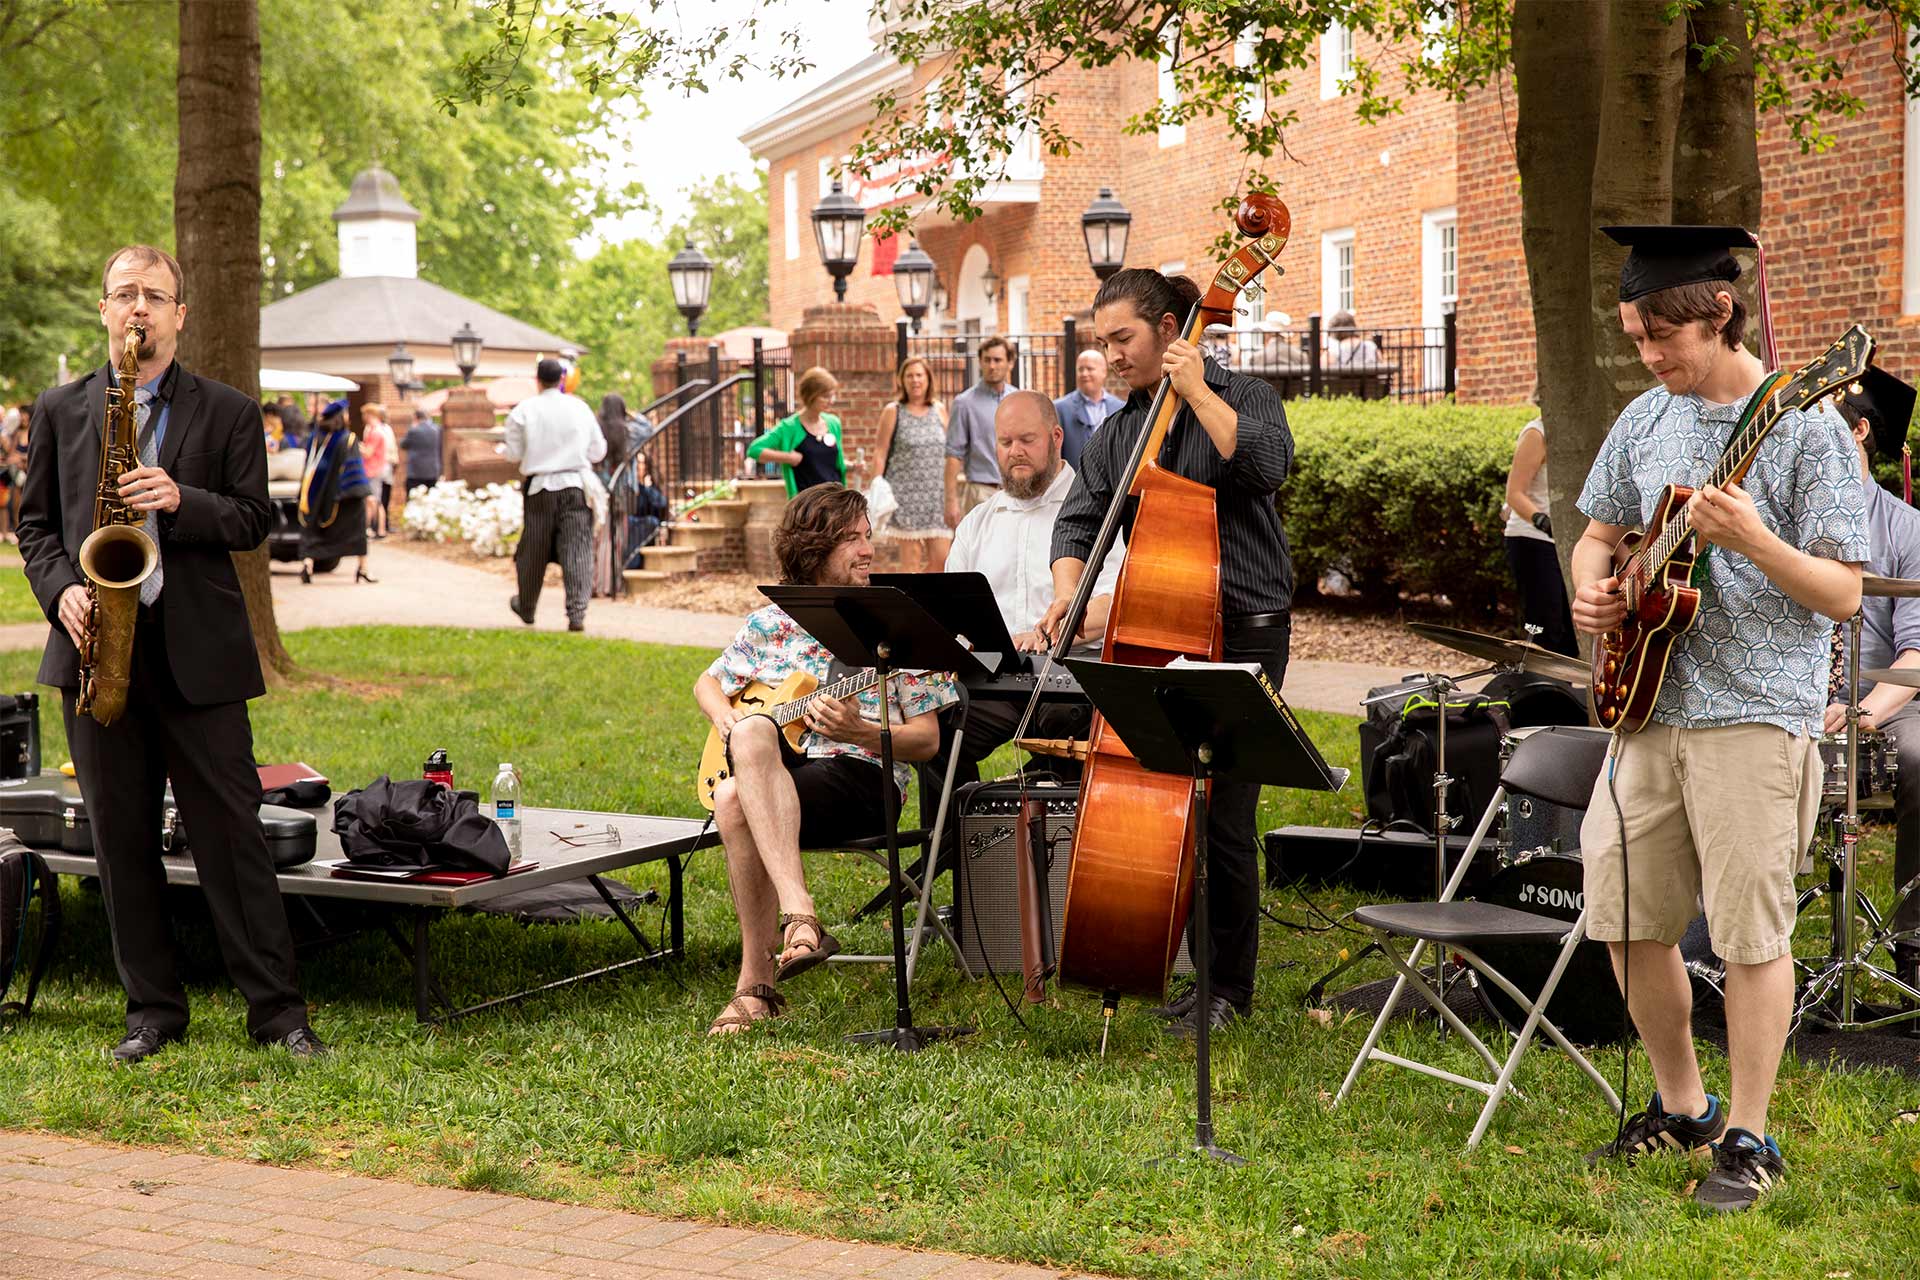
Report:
1826,368,1920,1003
1572,225,1867,1211
1052,348,1126,472
943,336,1012,527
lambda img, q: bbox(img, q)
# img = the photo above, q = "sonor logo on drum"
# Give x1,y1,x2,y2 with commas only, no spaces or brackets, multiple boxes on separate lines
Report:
1517,882,1583,912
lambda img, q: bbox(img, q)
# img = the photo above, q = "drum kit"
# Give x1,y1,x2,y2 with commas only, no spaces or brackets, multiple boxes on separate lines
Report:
1390,586,1920,1038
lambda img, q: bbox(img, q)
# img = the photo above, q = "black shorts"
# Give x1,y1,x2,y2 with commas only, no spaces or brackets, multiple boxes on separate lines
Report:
730,719,894,847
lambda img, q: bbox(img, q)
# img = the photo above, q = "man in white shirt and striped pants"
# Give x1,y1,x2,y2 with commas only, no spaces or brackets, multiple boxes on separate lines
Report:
505,358,606,632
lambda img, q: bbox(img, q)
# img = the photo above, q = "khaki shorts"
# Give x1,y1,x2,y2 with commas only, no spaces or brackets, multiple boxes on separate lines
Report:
1578,722,1818,965
957,480,998,518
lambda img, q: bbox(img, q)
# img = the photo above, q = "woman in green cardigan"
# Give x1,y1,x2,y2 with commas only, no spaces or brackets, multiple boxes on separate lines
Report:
747,366,846,498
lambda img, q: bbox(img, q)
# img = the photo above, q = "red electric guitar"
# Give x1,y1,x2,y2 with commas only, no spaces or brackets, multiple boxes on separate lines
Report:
1593,324,1876,733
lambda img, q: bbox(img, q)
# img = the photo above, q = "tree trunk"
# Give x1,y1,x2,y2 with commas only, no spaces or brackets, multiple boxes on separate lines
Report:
1672,0,1764,352
1513,0,1606,607
174,0,292,682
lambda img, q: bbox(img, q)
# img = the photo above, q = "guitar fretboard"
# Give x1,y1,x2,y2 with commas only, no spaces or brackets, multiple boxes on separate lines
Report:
772,670,884,726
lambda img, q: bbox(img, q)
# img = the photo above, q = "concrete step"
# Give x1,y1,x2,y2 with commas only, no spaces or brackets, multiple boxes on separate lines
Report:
666,521,730,550
620,568,674,597
738,479,789,520
695,498,752,529
641,545,701,576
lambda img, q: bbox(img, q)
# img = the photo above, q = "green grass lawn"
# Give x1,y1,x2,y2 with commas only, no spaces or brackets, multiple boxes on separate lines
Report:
2,626,1918,1279
0,541,43,624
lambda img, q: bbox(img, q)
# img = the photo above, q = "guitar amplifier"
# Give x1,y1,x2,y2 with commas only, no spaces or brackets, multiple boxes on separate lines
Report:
952,779,1192,980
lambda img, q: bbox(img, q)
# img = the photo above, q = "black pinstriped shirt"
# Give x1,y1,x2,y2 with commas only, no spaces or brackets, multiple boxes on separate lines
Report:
1051,358,1295,615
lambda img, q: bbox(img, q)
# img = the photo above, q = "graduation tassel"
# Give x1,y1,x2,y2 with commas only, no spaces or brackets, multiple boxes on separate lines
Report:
1905,444,1912,506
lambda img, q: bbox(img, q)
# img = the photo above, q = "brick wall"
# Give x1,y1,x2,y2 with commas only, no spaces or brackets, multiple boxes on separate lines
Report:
1454,78,1532,403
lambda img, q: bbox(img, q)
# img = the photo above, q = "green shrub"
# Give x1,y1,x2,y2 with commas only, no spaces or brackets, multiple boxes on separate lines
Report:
1280,397,1536,614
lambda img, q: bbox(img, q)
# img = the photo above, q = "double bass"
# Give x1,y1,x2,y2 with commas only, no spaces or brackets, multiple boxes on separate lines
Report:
1018,195,1291,1002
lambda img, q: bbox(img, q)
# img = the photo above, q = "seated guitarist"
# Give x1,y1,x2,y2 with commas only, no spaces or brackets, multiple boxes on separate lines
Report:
693,484,957,1035
1571,225,1867,1211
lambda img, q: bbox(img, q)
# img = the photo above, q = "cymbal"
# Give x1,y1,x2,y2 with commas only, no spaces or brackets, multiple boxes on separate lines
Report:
1406,622,1590,684
1862,668,1920,690
1863,573,1920,598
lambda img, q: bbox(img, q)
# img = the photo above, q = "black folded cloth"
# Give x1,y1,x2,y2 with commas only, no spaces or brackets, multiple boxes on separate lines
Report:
332,775,510,873
262,778,331,809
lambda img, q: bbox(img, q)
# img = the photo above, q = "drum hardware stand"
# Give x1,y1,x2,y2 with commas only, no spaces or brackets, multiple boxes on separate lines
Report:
1797,612,1920,1032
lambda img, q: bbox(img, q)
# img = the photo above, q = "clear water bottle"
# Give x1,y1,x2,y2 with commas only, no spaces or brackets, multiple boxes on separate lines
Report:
490,762,522,864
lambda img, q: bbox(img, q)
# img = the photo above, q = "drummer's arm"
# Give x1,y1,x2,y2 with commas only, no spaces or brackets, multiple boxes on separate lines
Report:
1863,651,1920,725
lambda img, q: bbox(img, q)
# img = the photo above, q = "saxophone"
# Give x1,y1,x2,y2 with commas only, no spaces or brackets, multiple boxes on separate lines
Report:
75,322,160,726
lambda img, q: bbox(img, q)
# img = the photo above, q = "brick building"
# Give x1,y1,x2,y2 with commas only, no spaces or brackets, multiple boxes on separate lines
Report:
742,20,1462,386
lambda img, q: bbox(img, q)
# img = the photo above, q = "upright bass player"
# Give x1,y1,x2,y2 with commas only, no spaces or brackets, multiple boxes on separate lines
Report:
1036,266,1296,1037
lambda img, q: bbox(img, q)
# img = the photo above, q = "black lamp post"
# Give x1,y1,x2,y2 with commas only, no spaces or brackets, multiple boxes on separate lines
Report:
810,179,867,302
1081,186,1132,281
386,341,416,395
893,240,935,332
667,241,714,335
450,324,482,385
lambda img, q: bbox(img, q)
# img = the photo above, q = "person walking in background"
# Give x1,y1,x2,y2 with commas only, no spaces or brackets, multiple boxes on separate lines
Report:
297,399,374,585
872,356,950,572
944,336,1012,527
505,357,605,632
1503,402,1577,656
401,406,441,495
747,366,845,498
1053,348,1126,472
0,403,26,544
359,404,396,539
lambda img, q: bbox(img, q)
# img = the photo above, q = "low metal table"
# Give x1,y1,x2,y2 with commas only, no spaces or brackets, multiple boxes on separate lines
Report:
38,804,717,1024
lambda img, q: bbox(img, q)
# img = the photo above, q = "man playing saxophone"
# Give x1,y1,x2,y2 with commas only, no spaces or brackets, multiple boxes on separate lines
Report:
17,244,326,1063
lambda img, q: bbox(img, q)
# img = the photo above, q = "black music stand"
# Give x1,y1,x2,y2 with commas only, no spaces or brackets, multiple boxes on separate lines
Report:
1065,657,1348,1164
762,584,980,1052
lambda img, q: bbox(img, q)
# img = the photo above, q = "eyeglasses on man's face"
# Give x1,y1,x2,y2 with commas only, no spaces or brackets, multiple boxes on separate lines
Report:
104,287,179,309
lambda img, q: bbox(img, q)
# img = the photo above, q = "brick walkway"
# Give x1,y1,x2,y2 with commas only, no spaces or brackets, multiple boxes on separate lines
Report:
0,1131,1103,1280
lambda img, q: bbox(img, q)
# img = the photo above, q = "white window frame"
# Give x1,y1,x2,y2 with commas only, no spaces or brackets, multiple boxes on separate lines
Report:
1320,23,1355,99
783,169,799,261
1421,208,1458,387
1236,28,1264,125
1321,229,1355,320
818,155,833,201
1158,26,1185,149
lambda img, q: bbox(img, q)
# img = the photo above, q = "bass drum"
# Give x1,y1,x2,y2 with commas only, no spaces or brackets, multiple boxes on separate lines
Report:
1468,850,1629,1045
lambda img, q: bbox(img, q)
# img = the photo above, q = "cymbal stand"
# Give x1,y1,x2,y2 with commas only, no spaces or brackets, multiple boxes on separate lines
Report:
1798,612,1920,1031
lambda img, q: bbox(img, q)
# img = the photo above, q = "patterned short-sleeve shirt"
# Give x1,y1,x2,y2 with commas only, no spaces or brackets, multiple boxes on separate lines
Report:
1576,384,1869,733
705,604,959,793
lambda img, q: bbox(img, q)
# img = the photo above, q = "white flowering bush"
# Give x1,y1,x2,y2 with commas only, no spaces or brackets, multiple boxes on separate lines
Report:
401,480,523,558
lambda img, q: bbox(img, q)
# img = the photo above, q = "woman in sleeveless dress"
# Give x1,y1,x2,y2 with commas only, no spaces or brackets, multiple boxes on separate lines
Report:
873,356,950,571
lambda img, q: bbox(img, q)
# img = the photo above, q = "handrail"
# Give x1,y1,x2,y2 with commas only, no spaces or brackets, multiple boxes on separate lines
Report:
643,371,754,439
636,379,710,419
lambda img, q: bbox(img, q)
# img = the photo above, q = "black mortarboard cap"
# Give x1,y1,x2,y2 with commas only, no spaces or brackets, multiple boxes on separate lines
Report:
1843,366,1916,456
1602,224,1758,302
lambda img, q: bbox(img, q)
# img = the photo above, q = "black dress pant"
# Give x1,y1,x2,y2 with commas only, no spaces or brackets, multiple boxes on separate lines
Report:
1504,535,1578,657
516,485,593,624
1207,612,1292,1010
63,610,307,1041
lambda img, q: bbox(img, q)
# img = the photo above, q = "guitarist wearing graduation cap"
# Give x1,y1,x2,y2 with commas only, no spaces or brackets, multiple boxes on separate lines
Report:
1569,225,1868,1210
1827,367,1920,1001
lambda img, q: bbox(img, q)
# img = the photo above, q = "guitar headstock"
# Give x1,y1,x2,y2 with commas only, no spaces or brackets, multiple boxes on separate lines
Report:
1779,324,1876,413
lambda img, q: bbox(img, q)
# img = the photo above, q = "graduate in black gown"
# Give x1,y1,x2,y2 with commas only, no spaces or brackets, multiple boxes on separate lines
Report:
297,398,374,584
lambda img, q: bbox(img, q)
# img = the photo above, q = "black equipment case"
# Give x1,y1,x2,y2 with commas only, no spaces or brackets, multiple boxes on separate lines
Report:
1,692,40,781
0,773,319,869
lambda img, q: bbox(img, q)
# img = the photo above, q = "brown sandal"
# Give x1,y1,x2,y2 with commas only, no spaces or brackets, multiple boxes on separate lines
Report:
707,983,787,1036
774,912,841,982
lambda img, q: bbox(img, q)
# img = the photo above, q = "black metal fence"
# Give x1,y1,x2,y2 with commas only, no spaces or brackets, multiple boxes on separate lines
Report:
640,338,793,500
892,311,1455,406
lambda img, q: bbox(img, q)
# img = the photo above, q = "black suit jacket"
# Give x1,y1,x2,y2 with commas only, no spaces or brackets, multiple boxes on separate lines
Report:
17,362,270,704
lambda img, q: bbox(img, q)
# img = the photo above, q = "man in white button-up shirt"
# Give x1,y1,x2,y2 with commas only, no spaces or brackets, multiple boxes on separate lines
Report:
920,392,1123,835
504,358,606,631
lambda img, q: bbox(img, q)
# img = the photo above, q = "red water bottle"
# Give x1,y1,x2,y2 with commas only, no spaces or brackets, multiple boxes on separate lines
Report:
423,749,453,790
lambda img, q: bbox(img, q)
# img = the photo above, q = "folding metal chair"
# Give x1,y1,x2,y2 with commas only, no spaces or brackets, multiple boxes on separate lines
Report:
812,684,974,984
1332,725,1621,1149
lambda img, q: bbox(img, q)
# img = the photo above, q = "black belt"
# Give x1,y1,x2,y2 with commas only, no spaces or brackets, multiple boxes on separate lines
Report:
1229,610,1290,629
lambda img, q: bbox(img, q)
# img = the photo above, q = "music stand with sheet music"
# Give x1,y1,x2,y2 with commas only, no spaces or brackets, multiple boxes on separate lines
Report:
761,584,980,1052
1064,656,1348,1164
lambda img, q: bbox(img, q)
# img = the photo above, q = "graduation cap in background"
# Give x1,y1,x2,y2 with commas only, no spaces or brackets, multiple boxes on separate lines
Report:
1601,225,1758,303
1842,366,1917,457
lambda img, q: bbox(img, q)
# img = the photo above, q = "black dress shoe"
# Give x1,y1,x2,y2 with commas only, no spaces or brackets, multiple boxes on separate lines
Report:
109,1026,182,1065
509,594,534,625
1162,994,1246,1039
265,1026,330,1058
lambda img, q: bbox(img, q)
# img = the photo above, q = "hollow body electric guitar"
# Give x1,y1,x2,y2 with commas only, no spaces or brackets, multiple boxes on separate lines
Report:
695,668,892,810
1592,324,1875,733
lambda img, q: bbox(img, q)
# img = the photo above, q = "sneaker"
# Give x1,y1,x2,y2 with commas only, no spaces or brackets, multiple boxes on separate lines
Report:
1694,1128,1785,1213
1586,1092,1725,1164
1161,993,1247,1039
1151,985,1197,1020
